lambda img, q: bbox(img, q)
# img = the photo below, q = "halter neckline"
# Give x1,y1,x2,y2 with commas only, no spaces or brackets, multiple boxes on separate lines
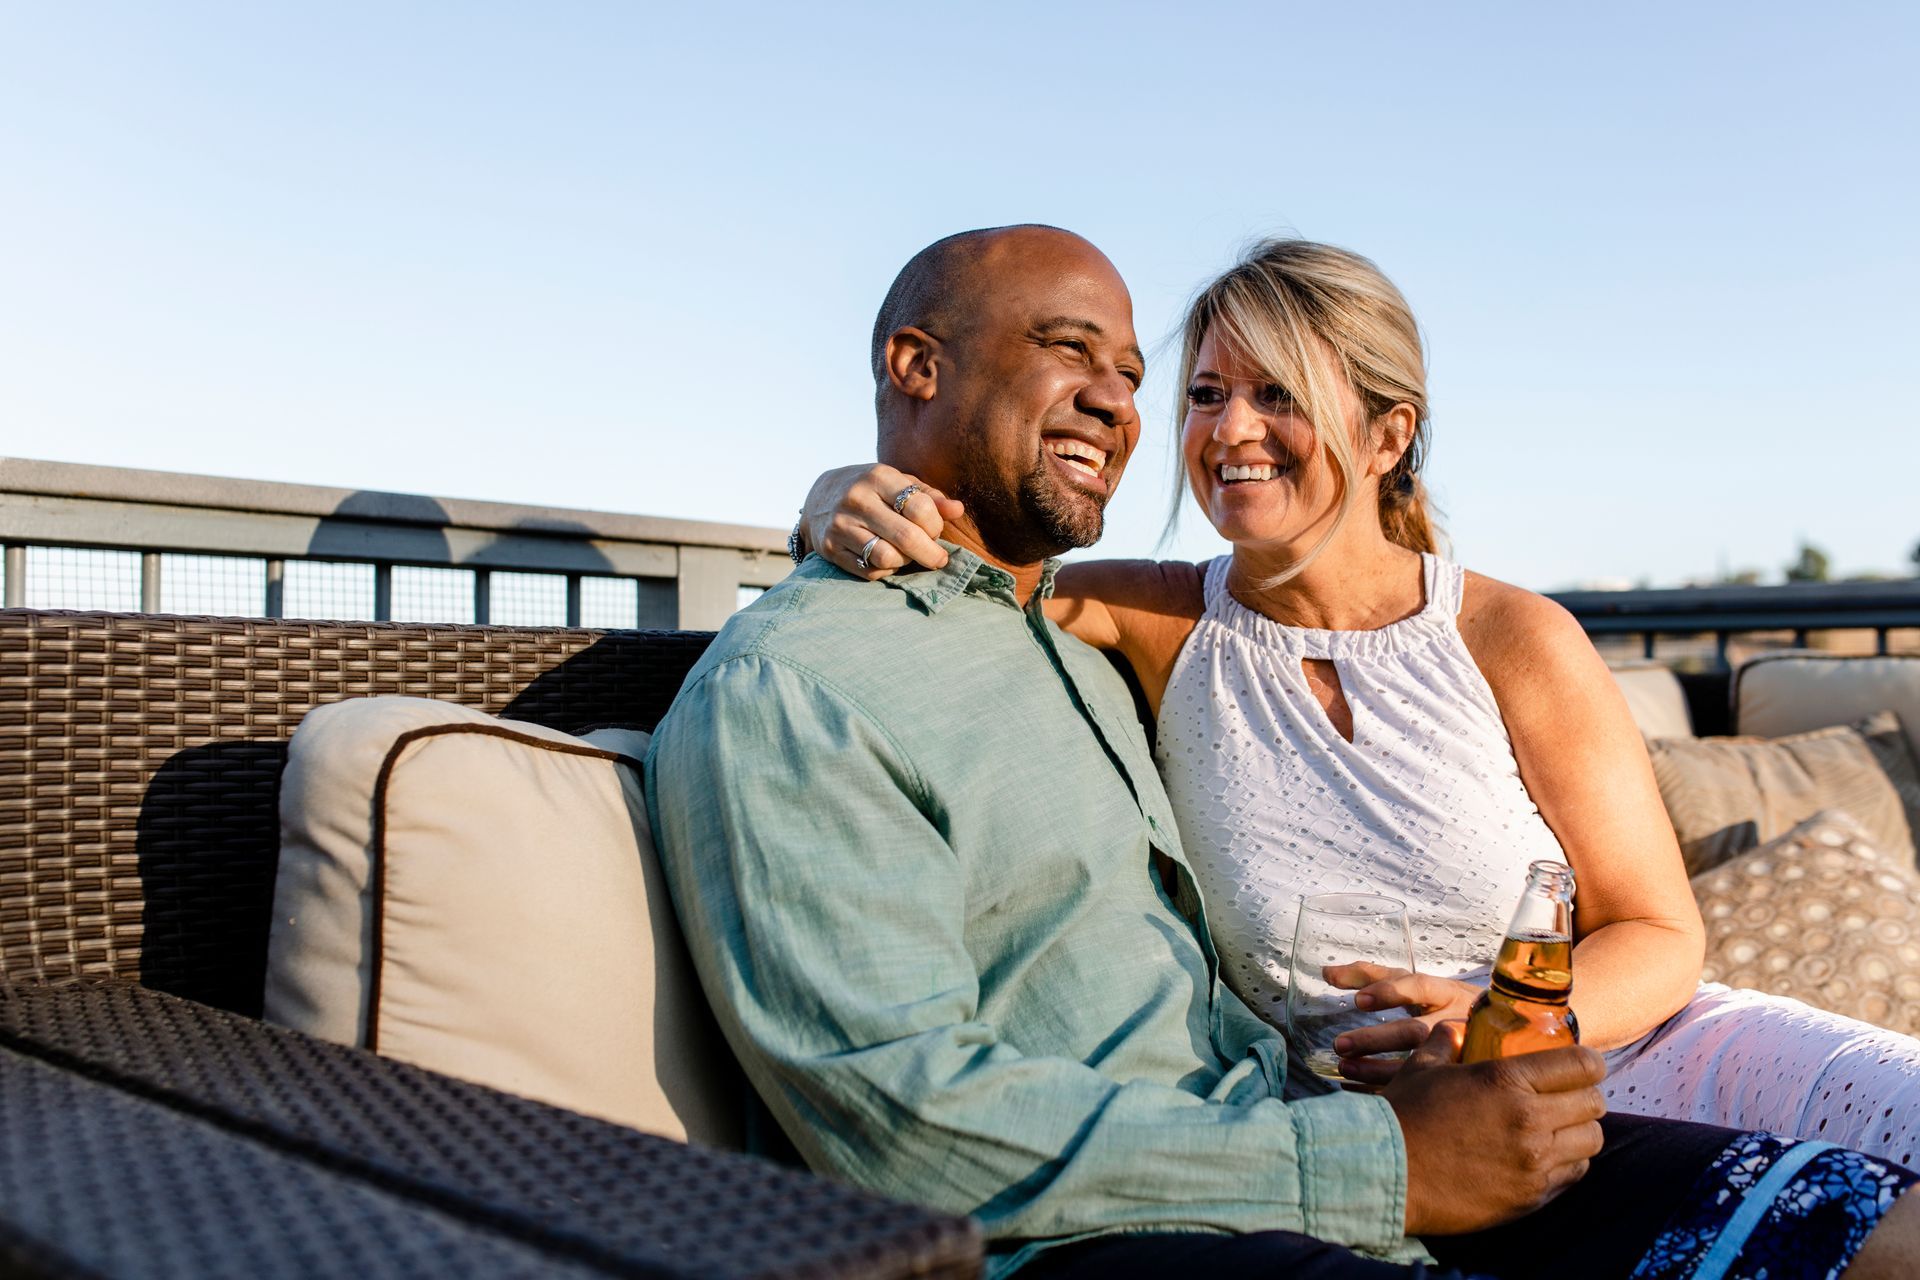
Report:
1203,553,1463,661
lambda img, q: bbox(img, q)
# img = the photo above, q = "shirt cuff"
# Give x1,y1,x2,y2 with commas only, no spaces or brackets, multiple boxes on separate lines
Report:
1290,1091,1411,1254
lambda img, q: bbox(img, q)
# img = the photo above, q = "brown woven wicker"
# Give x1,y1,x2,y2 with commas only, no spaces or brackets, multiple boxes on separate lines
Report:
0,609,713,1016
0,981,983,1279
0,1029,614,1278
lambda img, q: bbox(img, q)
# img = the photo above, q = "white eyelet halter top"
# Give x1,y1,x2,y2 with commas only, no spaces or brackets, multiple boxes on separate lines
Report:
1154,553,1568,1025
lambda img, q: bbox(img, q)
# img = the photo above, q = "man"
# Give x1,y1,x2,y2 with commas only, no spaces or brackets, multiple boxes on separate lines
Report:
646,225,1919,1277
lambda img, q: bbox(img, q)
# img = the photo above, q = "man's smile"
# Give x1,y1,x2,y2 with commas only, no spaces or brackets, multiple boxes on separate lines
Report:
1043,436,1113,494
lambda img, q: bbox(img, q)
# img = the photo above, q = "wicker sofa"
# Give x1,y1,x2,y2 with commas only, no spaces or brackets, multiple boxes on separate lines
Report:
5,604,1915,1275
0,608,981,1278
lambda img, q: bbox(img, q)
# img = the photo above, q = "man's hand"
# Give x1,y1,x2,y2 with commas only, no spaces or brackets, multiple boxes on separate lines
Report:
1383,1021,1606,1236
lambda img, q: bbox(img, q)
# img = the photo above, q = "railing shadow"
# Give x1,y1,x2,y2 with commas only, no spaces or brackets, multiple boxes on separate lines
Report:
501,632,715,731
133,740,287,1017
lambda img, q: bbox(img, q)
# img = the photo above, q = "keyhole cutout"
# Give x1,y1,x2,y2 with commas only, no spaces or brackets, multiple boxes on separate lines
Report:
1301,658,1354,744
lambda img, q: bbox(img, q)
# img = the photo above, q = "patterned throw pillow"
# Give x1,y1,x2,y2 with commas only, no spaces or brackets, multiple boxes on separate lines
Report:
1692,809,1920,1035
1650,711,1918,876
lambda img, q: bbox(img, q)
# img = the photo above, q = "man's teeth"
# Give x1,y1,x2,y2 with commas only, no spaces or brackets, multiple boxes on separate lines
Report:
1046,439,1108,478
1219,464,1279,482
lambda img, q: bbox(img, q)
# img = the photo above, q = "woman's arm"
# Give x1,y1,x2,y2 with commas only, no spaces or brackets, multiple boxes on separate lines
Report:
796,464,1205,713
1049,561,1204,718
1458,573,1705,1051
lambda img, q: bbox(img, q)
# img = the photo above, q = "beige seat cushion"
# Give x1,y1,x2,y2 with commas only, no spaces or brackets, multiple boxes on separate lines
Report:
1693,809,1920,1034
1648,711,1917,875
1608,662,1694,739
265,696,743,1148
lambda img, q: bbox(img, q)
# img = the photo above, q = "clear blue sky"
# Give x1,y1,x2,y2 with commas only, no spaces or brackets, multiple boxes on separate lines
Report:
2,2,1914,589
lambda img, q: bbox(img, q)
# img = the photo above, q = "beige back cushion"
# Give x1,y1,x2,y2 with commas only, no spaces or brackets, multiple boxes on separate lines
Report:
265,696,743,1148
1648,712,1916,875
1737,654,1920,761
1608,662,1694,739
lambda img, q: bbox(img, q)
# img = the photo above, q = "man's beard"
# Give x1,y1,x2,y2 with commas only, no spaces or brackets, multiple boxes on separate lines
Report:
953,447,1108,566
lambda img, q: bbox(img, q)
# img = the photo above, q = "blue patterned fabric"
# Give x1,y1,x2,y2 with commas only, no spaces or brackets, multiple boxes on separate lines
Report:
1630,1131,1915,1280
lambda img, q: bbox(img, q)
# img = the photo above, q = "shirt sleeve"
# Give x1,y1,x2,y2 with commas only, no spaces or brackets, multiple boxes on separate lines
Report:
645,652,1411,1253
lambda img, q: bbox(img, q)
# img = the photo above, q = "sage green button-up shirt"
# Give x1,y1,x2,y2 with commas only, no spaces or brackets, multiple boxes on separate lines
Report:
645,548,1418,1273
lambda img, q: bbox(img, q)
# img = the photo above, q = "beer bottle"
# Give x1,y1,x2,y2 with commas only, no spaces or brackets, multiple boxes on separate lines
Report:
1461,859,1578,1062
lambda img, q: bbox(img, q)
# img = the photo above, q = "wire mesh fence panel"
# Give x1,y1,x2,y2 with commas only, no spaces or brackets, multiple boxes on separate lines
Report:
283,561,377,622
579,576,639,629
391,565,475,624
637,579,677,629
489,571,568,627
160,553,267,617
24,547,141,611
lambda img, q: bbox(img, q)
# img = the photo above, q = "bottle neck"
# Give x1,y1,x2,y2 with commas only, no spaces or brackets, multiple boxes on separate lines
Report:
1508,860,1575,940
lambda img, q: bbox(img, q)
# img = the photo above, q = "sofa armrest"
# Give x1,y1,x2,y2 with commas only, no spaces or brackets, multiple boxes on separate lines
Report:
0,980,982,1279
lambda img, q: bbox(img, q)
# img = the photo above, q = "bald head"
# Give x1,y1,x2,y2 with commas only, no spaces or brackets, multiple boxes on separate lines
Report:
869,224,1074,400
863,225,1143,567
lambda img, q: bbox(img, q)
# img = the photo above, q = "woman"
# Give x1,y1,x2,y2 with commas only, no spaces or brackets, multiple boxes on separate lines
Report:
799,238,1920,1161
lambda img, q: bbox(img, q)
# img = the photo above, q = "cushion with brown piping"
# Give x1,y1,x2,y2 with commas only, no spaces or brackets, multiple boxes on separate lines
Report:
265,696,743,1148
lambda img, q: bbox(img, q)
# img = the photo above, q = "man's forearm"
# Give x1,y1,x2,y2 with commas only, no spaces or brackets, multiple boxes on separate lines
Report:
732,1009,1417,1253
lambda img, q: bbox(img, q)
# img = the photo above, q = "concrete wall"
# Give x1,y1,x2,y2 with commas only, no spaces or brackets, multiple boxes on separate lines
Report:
0,457,791,630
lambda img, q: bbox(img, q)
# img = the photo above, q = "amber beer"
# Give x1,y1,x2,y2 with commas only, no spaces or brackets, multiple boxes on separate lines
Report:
1461,861,1579,1062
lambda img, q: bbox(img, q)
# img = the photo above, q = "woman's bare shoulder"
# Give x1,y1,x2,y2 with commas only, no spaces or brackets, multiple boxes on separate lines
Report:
1457,569,1604,690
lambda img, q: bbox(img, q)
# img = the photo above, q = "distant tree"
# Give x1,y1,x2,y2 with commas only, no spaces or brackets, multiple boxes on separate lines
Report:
1785,541,1831,583
1720,568,1764,586
1911,539,1920,576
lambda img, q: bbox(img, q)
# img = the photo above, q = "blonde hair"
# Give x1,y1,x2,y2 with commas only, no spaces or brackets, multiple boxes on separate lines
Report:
1170,239,1440,582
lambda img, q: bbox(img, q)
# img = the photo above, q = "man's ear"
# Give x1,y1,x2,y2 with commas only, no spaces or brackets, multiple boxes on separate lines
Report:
1368,403,1418,478
885,327,941,403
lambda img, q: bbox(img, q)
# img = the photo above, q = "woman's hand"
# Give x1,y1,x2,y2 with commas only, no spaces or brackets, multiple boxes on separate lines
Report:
801,463,964,580
1322,962,1482,1085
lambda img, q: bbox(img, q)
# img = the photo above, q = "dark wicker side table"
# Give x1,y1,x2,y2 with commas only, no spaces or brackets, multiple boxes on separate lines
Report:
0,981,983,1279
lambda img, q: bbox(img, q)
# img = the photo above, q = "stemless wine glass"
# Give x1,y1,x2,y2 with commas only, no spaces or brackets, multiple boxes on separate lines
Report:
1285,893,1415,1084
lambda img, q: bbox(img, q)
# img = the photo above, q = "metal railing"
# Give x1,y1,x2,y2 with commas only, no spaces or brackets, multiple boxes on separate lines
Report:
8,458,1914,657
0,458,791,631
1548,578,1920,669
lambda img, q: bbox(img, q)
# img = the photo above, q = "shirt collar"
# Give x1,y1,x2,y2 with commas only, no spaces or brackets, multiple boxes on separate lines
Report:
881,542,1062,615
